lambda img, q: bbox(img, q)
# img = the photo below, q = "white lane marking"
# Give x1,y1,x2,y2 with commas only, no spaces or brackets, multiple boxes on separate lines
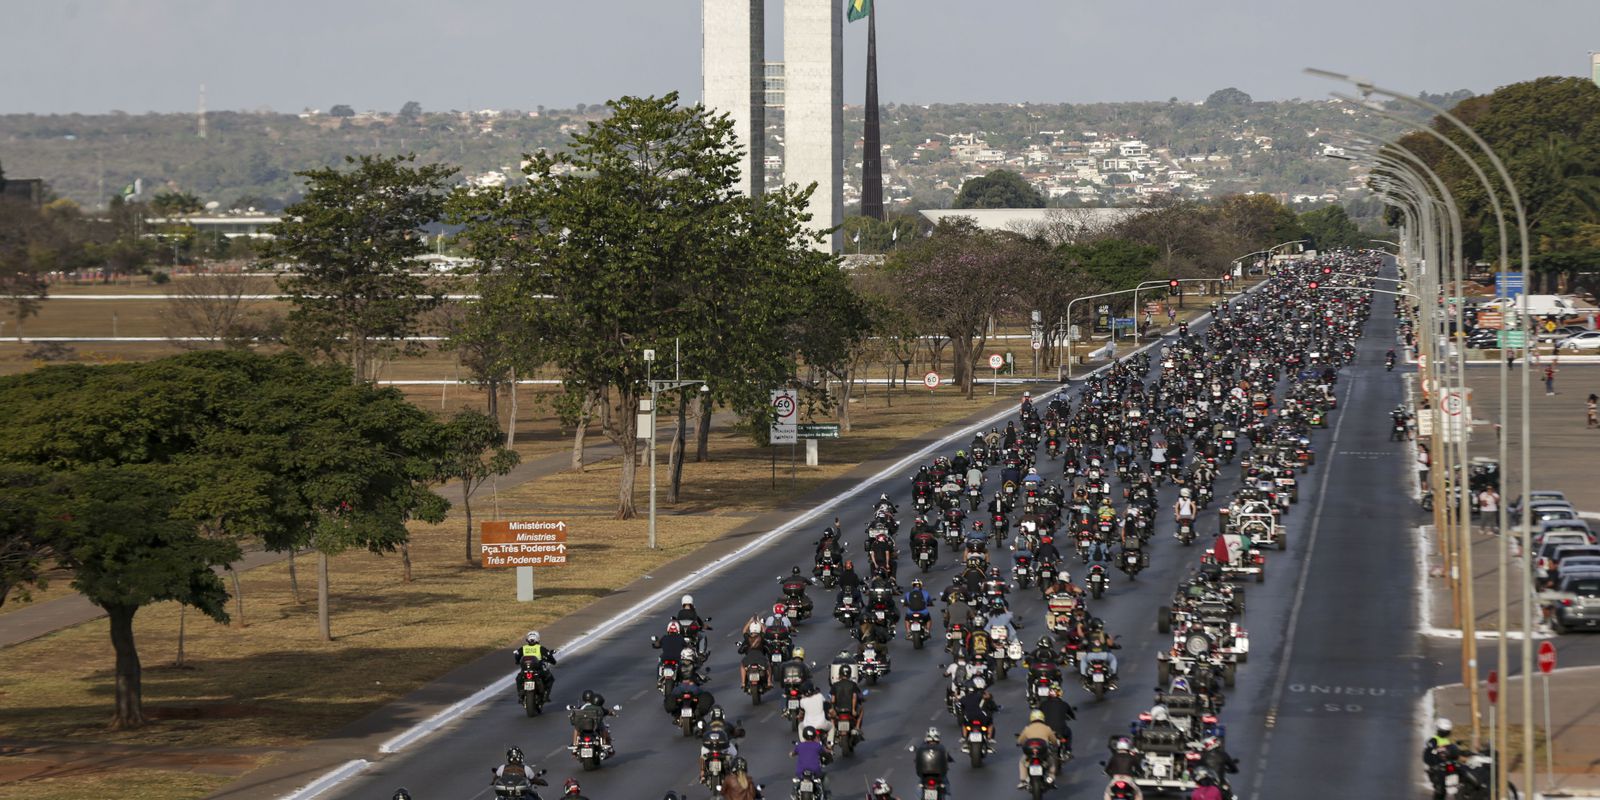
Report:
278,760,371,800
1249,371,1352,800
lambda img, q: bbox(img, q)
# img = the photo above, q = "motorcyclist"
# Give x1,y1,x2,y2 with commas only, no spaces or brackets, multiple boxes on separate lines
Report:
721,756,763,800
944,589,975,632
654,620,696,678
1422,718,1460,800
675,594,709,633
780,567,816,619
791,725,833,785
1079,620,1120,681
957,684,1000,750
867,777,900,800
912,728,952,790
779,646,813,698
1189,769,1225,800
1038,686,1076,757
830,666,866,745
700,706,746,779
513,630,557,694
1197,735,1239,790
1104,736,1141,778
764,602,795,636
838,559,864,593
664,677,714,731
493,746,542,782
902,578,933,636
568,689,616,754
1015,708,1060,788
739,629,771,691
392,790,412,800
1174,489,1197,527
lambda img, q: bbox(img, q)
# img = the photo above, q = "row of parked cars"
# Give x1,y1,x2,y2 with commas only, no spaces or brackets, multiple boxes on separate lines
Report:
1519,491,1600,633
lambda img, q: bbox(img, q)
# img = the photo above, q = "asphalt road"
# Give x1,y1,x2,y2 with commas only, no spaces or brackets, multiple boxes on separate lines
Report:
329,282,1420,800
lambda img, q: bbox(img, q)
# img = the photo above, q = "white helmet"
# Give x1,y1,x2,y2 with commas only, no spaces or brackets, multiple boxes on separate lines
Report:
1151,704,1170,723
526,631,540,644
1435,718,1453,734
682,595,694,606
1180,488,1192,499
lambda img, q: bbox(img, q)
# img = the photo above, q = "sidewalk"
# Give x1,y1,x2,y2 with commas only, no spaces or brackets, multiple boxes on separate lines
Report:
0,430,625,648
1431,665,1600,796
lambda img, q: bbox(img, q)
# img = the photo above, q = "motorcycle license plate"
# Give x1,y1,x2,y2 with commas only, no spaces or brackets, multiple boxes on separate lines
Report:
1093,673,1105,683
969,731,983,742
711,761,722,774
924,790,939,800
522,681,535,691
911,622,922,631
681,707,694,717
1445,774,1460,788
580,747,593,757
865,648,877,659
838,721,851,732
801,780,815,792
788,699,800,710
772,652,783,663
1029,764,1044,776
660,667,674,678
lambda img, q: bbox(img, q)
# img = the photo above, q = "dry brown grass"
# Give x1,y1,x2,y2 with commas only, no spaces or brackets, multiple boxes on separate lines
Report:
0,757,235,800
0,384,1003,797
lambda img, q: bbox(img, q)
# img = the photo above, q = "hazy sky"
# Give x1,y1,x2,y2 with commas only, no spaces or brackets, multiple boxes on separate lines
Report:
4,0,1596,114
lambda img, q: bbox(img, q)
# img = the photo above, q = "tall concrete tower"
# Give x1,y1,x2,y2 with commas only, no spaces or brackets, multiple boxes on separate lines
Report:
783,0,844,252
701,0,765,197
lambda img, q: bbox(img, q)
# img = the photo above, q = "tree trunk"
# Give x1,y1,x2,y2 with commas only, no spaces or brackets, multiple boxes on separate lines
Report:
838,370,854,433
951,336,974,397
463,478,477,565
572,392,597,471
400,542,413,583
885,365,893,407
504,368,519,449
614,388,640,519
695,394,712,462
175,604,187,668
668,390,688,504
317,550,332,641
484,379,499,420
287,548,301,603
231,567,244,628
107,603,144,729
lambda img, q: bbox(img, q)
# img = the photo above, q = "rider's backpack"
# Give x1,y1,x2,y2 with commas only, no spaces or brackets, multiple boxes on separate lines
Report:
906,591,927,612
570,705,603,733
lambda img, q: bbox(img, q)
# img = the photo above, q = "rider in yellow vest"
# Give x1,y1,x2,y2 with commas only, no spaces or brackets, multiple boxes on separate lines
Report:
514,630,559,693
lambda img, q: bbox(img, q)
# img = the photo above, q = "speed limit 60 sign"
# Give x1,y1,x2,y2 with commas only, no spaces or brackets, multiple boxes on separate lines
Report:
770,389,798,445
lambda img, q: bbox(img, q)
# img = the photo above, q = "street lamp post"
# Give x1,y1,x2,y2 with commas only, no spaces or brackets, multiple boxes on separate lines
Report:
642,345,709,550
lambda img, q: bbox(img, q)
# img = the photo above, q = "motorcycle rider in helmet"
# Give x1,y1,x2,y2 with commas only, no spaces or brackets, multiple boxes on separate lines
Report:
568,689,616,754
1104,736,1141,778
1037,686,1077,758
1422,718,1460,800
700,705,747,782
721,756,762,800
868,777,899,800
791,725,833,787
493,746,543,783
513,630,558,695
1015,708,1060,788
912,728,952,789
653,619,701,681
779,567,815,620
1078,619,1120,681
561,778,589,800
1197,735,1239,792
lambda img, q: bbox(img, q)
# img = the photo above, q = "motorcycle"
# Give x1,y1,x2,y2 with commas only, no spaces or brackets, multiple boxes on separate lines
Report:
967,484,983,513
702,744,731,791
779,581,813,623
858,642,890,685
814,551,841,588
781,684,805,728
744,661,770,705
833,709,861,757
566,704,620,771
834,594,862,629
906,610,932,650
913,537,938,572
1082,658,1115,700
671,688,703,737
793,769,827,800
1012,551,1035,589
961,718,994,767
1021,739,1053,800
1118,549,1145,580
1087,564,1108,599
516,657,549,717
1175,517,1196,546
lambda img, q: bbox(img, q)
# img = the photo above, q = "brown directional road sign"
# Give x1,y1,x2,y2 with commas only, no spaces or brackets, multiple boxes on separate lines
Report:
480,520,569,568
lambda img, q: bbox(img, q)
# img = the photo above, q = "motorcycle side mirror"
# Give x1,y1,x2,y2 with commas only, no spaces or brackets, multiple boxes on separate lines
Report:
565,704,575,711
613,704,622,712
650,636,660,645
535,768,547,777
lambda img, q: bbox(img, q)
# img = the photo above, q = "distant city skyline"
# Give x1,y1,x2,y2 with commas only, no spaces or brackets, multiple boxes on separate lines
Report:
2,0,1596,114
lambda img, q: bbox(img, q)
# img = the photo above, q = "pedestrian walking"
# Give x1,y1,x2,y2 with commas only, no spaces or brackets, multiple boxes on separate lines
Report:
1587,393,1598,429
1544,364,1558,395
1416,443,1430,489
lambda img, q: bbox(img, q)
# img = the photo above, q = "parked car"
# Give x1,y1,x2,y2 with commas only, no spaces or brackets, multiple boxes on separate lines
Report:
1558,330,1600,351
1544,545,1600,589
1465,329,1500,350
1511,491,1569,517
1548,572,1600,633
1536,520,1595,546
1538,325,1590,342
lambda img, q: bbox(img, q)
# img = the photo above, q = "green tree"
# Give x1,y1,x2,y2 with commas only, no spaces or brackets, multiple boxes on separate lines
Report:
398,100,423,121
54,463,239,728
453,93,849,518
149,190,204,217
0,464,62,609
954,169,1045,209
264,154,457,382
435,409,520,565
328,104,356,118
1204,88,1253,107
890,218,1045,397
1298,205,1365,252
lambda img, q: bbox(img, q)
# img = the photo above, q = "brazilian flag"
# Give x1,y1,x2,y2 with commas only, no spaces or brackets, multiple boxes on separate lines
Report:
847,0,870,22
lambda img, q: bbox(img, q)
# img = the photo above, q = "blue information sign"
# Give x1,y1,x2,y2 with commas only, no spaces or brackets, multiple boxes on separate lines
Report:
1497,272,1525,298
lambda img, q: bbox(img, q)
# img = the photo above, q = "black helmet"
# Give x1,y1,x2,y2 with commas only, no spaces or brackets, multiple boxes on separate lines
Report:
582,689,597,705
792,565,802,576
732,756,749,773
802,725,819,741
1088,617,1105,632
393,791,412,800
506,746,524,764
710,705,725,721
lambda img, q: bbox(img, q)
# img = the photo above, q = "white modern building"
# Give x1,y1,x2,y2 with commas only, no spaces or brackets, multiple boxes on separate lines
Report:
704,0,843,252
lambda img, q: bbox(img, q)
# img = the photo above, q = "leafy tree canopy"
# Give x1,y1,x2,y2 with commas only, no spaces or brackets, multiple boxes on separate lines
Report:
954,169,1045,209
